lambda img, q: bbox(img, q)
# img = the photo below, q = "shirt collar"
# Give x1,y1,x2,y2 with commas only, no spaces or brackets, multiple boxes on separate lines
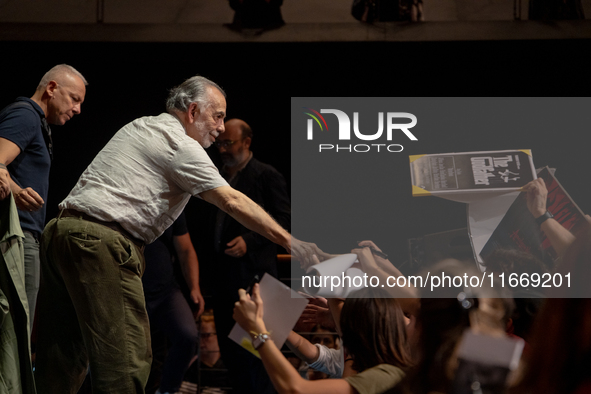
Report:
15,97,45,119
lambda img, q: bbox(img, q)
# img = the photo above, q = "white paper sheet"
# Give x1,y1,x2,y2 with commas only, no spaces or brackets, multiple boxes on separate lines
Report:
228,273,309,358
424,191,520,271
303,254,367,298
467,191,520,271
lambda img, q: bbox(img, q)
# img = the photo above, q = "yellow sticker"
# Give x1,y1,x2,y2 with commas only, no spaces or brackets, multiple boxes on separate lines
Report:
409,154,426,163
241,337,261,359
412,185,431,196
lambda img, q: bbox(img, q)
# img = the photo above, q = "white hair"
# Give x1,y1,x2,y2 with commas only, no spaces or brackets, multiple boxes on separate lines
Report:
166,75,225,113
37,64,88,91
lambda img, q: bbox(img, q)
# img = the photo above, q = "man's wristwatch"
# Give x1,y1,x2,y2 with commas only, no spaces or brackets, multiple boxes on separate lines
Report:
251,331,271,350
535,210,554,226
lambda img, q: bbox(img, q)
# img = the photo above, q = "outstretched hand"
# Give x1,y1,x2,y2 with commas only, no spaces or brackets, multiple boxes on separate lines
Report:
297,302,336,331
523,178,548,218
352,246,380,274
355,240,398,275
291,237,334,270
357,240,382,252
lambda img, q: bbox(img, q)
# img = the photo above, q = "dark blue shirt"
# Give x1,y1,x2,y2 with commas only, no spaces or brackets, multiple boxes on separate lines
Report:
0,97,51,236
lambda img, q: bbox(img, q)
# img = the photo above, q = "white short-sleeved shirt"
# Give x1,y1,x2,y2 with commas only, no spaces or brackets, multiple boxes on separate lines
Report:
307,344,344,378
60,113,228,243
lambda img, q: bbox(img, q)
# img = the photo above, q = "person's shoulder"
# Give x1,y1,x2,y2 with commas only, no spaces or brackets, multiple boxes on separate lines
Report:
350,364,406,383
0,100,42,144
345,363,406,394
130,113,179,132
0,100,41,125
120,113,195,151
374,363,406,377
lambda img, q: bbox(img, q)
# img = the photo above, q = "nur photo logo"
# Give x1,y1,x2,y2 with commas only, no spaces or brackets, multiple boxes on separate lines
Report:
303,107,418,153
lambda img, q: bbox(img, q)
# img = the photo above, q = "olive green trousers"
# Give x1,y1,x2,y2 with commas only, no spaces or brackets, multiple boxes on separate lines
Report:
34,215,151,394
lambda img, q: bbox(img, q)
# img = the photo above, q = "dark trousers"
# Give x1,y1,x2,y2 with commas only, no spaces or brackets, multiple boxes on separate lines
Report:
146,287,198,393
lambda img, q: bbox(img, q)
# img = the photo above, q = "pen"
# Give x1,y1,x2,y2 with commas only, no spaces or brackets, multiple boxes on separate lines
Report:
355,242,388,259
245,274,260,295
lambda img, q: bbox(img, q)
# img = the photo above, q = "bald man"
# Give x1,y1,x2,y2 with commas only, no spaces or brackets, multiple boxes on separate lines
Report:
0,64,87,323
210,118,291,394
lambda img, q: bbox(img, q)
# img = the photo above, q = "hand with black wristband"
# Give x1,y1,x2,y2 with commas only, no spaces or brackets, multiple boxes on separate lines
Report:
523,177,576,256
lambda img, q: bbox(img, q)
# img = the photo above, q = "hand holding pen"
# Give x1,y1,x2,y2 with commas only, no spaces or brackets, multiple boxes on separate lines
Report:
356,240,388,259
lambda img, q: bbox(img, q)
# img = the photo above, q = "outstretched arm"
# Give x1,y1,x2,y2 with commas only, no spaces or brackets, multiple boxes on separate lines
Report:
233,284,355,394
285,331,320,364
238,166,291,253
200,185,330,267
356,240,404,277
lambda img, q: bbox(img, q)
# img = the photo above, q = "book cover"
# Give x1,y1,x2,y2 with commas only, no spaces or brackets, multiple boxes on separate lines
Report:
410,150,536,197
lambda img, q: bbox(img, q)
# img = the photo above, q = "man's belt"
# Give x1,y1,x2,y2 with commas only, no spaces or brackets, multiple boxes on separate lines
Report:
59,209,145,251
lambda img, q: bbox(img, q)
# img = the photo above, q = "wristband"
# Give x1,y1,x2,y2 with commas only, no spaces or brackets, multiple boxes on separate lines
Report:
0,163,6,170
250,331,271,350
535,210,554,226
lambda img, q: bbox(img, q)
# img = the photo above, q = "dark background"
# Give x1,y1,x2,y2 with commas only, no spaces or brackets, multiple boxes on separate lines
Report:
1,39,589,288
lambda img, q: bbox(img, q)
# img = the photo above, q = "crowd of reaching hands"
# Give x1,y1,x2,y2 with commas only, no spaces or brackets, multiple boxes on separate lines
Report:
231,178,591,394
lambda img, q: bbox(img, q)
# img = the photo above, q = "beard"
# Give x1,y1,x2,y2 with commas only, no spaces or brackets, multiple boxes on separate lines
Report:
220,152,240,167
194,119,215,148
